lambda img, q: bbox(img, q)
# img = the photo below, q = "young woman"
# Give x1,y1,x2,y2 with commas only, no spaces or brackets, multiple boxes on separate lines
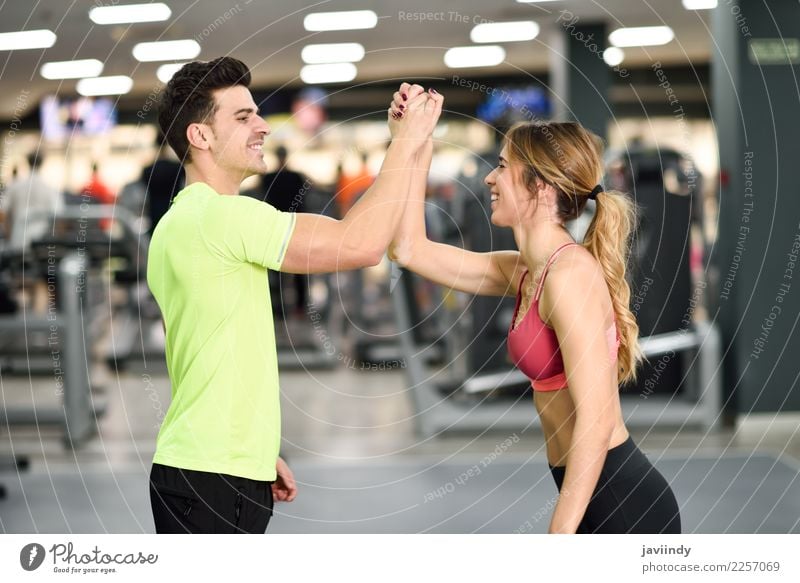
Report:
388,85,680,534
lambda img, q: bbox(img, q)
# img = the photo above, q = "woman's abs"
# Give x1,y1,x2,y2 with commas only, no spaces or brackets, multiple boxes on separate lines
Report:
534,389,629,467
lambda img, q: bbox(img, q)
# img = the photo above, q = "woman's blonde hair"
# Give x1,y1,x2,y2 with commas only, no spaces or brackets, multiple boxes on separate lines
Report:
505,121,642,384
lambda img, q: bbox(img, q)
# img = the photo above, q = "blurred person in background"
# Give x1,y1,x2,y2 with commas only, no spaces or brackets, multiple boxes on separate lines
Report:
246,145,308,316
0,153,63,313
117,134,185,235
143,133,185,234
80,161,115,205
0,164,19,239
2,153,63,248
335,152,373,218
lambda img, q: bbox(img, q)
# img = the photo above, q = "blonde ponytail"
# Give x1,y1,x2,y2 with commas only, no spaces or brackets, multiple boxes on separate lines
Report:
584,191,643,384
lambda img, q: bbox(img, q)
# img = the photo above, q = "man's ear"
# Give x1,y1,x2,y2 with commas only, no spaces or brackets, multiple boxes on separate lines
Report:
186,122,212,153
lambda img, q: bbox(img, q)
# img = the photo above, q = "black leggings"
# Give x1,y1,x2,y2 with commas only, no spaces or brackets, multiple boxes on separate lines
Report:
549,436,681,533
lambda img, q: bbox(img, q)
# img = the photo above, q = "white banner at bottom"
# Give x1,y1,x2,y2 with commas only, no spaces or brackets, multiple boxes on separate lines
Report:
0,534,797,582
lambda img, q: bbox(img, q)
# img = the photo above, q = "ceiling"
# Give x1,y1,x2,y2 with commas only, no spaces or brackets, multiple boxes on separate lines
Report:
0,0,715,121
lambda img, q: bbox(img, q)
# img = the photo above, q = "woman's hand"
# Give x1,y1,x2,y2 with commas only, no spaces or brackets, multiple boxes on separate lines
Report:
388,83,443,145
388,83,425,139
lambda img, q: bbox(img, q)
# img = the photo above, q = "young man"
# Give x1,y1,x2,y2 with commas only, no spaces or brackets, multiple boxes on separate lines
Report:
147,57,441,533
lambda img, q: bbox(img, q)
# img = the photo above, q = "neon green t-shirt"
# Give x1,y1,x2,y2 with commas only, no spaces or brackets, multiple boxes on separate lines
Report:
147,182,296,481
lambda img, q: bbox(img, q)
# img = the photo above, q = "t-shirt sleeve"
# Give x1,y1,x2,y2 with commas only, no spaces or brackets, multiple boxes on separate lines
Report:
210,195,297,270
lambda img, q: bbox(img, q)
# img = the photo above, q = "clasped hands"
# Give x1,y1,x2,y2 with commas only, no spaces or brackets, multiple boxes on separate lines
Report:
387,82,443,145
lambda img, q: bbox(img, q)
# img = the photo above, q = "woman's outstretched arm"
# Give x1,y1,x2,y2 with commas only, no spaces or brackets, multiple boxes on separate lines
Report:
388,85,521,297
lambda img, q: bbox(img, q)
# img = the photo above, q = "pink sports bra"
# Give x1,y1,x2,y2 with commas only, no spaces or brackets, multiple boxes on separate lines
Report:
507,242,620,392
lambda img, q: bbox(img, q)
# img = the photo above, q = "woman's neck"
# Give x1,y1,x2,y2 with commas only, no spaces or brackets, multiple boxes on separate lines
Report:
513,220,574,273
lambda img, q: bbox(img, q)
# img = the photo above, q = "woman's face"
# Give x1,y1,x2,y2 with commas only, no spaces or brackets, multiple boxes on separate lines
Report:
484,145,536,228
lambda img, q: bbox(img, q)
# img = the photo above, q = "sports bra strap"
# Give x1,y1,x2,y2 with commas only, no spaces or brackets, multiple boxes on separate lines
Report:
534,242,579,302
511,269,530,328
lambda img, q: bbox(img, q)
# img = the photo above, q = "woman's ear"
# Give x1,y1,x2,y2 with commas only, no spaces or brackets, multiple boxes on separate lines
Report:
534,179,562,212
533,176,551,197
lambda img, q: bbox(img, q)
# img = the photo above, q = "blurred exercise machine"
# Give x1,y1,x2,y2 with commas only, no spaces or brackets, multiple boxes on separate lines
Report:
0,205,147,444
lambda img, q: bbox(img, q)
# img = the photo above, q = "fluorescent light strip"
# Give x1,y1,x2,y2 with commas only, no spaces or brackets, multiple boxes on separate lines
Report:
89,3,172,25
41,59,104,80
609,26,675,47
77,75,133,96
157,63,188,83
303,10,377,32
300,63,357,84
301,43,365,65
0,29,57,51
682,0,718,9
603,47,625,67
133,39,200,62
444,45,506,69
471,21,539,43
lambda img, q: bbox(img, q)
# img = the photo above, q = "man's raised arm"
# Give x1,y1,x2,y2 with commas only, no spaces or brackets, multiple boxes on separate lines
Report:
280,87,443,274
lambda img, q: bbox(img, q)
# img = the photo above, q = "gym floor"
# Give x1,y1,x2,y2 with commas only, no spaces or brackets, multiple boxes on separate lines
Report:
2,354,800,534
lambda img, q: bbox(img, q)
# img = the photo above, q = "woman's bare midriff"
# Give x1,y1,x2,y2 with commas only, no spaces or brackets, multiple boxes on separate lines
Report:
534,387,630,468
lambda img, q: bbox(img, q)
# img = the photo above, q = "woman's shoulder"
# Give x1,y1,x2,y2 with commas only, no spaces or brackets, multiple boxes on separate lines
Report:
540,246,609,326
544,244,606,297
550,244,601,276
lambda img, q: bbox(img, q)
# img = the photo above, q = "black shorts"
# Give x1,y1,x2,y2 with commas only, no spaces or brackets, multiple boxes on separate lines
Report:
549,436,681,533
149,463,274,534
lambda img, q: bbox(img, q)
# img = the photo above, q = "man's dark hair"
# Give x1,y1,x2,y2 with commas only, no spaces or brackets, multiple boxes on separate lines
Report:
158,57,252,162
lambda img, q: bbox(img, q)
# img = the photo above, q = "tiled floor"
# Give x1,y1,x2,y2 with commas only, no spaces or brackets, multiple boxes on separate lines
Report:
2,357,800,533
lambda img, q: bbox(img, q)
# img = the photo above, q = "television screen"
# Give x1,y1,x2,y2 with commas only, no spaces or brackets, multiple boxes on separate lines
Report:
40,95,117,141
476,85,551,125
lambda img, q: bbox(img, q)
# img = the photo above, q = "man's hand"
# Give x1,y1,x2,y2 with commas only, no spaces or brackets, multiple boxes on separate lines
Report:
272,456,297,502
